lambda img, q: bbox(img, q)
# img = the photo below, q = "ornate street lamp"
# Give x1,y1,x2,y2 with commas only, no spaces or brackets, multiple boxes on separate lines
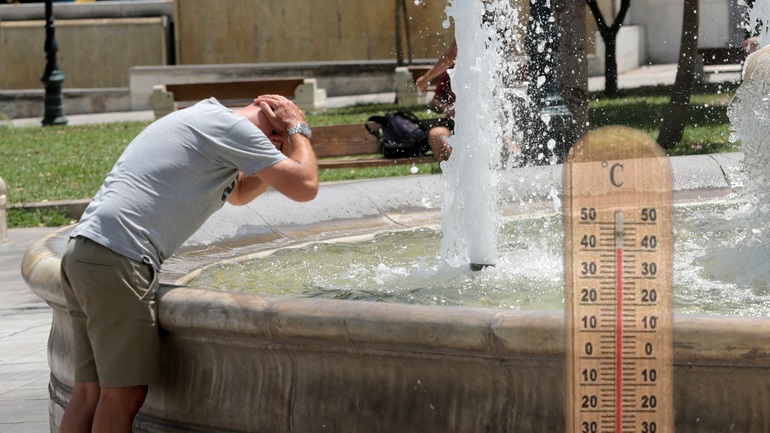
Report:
41,0,67,126
523,0,572,165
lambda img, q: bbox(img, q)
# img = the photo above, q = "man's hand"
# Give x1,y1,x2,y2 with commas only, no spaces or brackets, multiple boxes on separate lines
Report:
416,75,431,92
254,95,306,134
743,37,760,54
245,94,318,203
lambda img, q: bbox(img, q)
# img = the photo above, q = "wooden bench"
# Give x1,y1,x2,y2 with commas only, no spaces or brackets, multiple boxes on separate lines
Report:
150,77,436,169
406,65,433,82
311,123,437,169
698,47,746,66
151,77,327,118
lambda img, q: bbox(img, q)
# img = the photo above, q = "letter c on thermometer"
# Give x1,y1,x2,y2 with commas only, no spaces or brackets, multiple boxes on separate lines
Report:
610,163,624,187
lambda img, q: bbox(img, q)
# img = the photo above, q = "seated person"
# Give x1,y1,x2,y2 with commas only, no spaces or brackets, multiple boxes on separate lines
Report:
416,39,457,162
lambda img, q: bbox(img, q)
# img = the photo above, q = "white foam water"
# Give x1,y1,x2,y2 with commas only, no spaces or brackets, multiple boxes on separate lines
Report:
438,0,524,268
745,0,770,48
191,203,770,315
716,45,770,297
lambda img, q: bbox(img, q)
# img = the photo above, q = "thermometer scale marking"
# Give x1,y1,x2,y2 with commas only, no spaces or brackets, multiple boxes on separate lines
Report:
564,126,673,433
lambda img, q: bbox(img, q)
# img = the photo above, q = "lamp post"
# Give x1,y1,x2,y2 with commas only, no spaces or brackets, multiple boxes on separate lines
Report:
523,0,572,165
41,0,68,126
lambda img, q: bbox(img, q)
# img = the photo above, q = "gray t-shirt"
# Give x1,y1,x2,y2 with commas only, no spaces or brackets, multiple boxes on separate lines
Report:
71,98,286,269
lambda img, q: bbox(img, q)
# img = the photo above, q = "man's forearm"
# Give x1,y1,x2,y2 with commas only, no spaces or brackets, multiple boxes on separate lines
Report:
273,133,318,202
284,133,318,173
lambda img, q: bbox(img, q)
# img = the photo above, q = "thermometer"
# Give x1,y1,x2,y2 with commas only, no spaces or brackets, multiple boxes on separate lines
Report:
564,126,673,433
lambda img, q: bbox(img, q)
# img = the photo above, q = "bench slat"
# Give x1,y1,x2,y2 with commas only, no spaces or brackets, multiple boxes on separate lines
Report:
310,123,438,168
167,78,305,102
407,65,431,79
698,47,746,66
317,156,436,169
311,124,381,157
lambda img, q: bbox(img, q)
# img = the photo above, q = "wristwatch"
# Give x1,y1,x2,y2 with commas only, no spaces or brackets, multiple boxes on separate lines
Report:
287,123,312,139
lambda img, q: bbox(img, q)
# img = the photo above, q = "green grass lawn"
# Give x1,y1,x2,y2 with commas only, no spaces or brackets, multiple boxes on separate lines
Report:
0,83,741,227
588,82,739,155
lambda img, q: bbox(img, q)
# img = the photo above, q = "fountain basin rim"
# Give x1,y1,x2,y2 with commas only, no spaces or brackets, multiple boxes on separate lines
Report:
162,153,743,283
23,226,770,368
21,153,760,365
177,192,743,288
22,152,770,433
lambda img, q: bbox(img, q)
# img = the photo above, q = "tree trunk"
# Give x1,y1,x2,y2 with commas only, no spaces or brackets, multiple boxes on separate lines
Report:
554,0,589,141
604,36,619,96
586,0,631,98
657,0,700,149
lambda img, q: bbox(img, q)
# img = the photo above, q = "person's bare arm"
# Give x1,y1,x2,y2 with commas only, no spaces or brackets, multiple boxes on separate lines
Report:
256,132,318,202
227,94,318,205
228,133,318,204
226,172,269,206
744,36,760,53
415,39,458,92
252,95,318,202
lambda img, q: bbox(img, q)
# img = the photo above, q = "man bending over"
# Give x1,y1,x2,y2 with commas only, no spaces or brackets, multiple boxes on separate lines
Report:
59,94,317,432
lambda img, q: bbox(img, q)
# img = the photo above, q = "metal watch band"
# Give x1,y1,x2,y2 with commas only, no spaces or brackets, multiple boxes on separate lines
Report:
287,123,312,139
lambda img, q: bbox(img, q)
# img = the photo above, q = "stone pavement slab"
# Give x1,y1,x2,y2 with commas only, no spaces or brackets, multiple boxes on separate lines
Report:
0,227,58,432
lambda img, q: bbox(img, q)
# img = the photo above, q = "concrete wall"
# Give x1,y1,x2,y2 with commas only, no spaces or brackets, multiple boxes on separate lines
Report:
631,0,741,64
172,0,454,65
0,88,130,119
0,0,746,112
0,0,456,91
0,17,170,89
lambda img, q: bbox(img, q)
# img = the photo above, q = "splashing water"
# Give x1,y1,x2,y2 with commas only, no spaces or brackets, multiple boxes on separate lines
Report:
719,46,770,292
192,203,770,315
192,2,770,316
745,0,770,48
438,0,524,268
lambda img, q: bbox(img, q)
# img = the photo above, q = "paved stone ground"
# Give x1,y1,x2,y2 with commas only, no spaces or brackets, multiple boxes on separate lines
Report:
0,228,58,432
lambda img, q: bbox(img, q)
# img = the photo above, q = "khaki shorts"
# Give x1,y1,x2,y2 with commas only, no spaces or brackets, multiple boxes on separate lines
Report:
60,236,160,387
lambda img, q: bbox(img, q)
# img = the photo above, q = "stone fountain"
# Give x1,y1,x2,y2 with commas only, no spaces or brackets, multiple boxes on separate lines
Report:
23,151,770,432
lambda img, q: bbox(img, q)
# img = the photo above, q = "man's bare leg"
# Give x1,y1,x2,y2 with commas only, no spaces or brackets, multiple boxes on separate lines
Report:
429,127,452,161
60,382,100,433
91,385,148,433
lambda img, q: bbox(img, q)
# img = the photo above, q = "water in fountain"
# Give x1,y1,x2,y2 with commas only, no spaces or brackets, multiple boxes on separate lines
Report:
717,40,770,293
191,201,770,315
686,0,770,298
438,0,525,269
192,1,770,316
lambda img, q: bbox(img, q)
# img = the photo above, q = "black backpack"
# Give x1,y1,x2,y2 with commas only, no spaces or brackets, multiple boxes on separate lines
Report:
365,111,430,159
